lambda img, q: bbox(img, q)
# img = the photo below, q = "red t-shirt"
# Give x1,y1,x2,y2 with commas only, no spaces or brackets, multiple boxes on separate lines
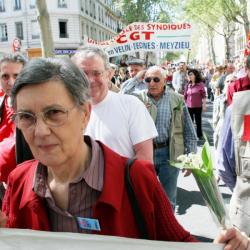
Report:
227,75,250,105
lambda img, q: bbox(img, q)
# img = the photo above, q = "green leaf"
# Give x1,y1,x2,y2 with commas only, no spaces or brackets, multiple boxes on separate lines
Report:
201,135,213,176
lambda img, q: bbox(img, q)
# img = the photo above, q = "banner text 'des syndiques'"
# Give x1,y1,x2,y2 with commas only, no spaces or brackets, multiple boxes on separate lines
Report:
85,22,192,57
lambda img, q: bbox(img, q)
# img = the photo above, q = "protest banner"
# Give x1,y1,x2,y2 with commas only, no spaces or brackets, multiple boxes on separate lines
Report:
0,228,223,250
84,22,192,57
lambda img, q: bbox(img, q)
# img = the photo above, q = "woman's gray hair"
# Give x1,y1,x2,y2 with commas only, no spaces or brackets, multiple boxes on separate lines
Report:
146,65,167,78
72,46,110,70
11,57,90,109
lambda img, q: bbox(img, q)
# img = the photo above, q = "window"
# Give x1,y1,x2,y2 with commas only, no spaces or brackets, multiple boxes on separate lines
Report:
15,22,23,40
90,27,93,38
0,23,8,41
59,20,68,38
86,24,89,37
80,0,84,11
81,21,84,40
101,9,104,23
93,3,96,19
98,6,100,21
85,0,88,14
31,20,40,39
13,0,21,10
89,0,92,17
58,0,67,8
0,0,5,12
30,0,36,9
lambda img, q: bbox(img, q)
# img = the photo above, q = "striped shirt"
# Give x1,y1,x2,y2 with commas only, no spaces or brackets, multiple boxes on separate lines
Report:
149,89,197,154
33,136,104,233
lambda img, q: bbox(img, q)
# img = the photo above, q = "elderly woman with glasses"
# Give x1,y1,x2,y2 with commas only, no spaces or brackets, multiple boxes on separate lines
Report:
0,58,249,249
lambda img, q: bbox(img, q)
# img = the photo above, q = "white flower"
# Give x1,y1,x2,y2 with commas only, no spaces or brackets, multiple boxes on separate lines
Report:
176,153,203,169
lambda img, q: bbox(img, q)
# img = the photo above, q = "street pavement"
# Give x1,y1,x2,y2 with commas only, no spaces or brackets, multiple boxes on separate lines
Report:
175,100,232,242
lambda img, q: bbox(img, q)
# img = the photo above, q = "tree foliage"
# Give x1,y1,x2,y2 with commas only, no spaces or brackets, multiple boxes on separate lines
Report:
181,0,249,61
113,0,183,60
113,0,173,24
183,0,249,39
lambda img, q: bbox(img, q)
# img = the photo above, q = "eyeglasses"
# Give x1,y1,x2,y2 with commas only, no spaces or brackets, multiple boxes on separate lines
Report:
144,77,161,83
84,70,105,78
12,105,77,131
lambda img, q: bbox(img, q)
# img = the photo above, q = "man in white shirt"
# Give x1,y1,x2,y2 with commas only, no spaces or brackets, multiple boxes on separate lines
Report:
72,47,157,162
172,62,188,94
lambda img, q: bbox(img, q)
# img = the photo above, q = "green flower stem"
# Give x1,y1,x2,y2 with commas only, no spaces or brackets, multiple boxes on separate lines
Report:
192,170,227,227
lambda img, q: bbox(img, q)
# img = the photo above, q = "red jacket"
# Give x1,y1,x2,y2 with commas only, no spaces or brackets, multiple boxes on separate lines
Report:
227,75,250,105
3,142,197,242
0,96,16,182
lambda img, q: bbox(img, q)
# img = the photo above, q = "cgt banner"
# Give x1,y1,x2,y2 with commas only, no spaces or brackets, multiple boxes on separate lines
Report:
84,22,192,57
0,228,223,250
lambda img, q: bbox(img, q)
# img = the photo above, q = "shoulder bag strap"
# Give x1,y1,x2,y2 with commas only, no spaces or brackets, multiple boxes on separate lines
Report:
125,158,149,239
0,95,6,124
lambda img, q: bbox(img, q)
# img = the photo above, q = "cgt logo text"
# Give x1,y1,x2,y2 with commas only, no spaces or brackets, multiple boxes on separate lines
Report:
116,31,154,44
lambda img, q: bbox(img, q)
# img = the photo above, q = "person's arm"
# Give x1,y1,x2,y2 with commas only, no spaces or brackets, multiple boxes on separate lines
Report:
202,98,207,111
227,81,237,105
133,139,153,163
200,83,207,111
119,78,138,95
227,85,233,105
214,228,250,250
153,176,198,242
0,136,16,183
183,84,188,101
215,106,236,191
0,211,7,227
172,72,178,91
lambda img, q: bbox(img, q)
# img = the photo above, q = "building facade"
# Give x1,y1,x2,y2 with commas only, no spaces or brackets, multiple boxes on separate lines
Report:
0,0,122,57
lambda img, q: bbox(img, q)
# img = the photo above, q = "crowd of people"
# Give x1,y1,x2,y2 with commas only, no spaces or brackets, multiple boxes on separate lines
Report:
0,47,250,249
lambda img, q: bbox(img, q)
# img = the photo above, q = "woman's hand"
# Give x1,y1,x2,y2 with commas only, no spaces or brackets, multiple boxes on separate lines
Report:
182,168,192,177
0,211,7,227
214,228,250,250
202,105,207,112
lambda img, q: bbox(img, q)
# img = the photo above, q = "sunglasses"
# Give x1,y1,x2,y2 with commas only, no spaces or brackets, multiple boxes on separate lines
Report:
144,77,161,83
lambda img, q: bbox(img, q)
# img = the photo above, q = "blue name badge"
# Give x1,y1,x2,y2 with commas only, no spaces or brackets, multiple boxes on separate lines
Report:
76,217,101,231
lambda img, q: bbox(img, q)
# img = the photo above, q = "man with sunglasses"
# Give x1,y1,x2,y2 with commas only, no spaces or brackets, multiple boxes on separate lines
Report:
135,66,197,210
